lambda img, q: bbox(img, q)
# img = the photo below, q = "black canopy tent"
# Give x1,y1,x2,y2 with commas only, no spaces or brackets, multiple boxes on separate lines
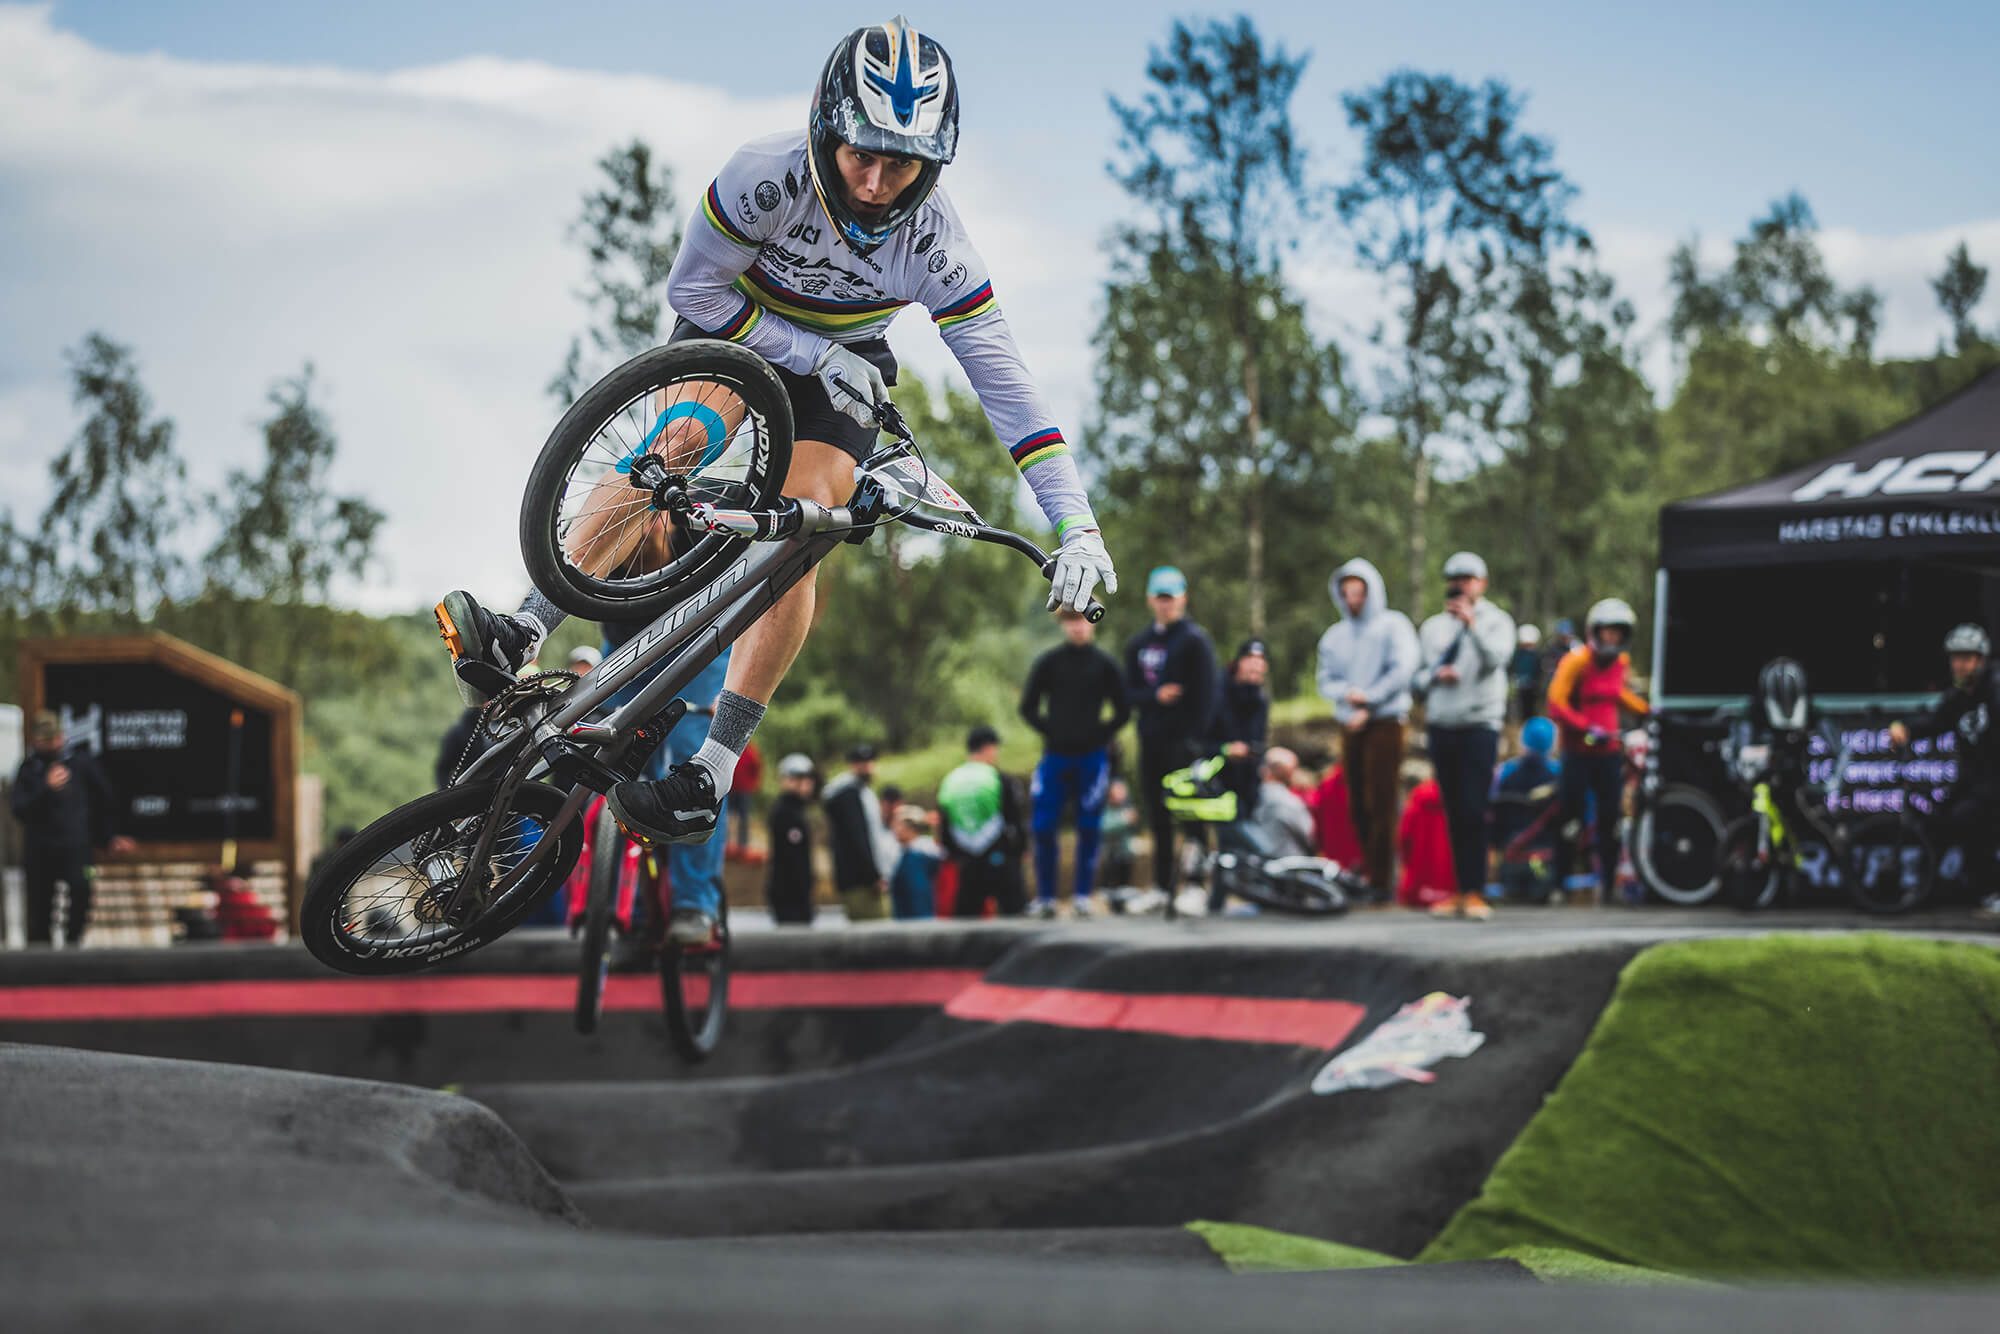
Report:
1654,367,2000,710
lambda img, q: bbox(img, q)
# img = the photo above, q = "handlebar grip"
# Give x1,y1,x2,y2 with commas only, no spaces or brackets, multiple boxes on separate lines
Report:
1083,598,1107,624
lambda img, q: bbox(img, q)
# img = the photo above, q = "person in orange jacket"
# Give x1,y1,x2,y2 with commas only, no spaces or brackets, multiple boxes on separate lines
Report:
1545,598,1650,901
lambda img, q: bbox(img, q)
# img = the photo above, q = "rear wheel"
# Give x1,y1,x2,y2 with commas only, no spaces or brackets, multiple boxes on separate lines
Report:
1845,814,1937,915
1718,814,1782,911
303,781,582,976
1631,783,1728,906
520,340,794,623
574,802,623,1035
660,898,730,1061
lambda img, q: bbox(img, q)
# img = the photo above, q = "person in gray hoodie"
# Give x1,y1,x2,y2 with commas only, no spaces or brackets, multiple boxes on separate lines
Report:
1411,551,1517,918
1316,558,1419,897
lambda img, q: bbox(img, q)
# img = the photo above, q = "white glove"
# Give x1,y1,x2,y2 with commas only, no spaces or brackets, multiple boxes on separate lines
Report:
1048,528,1118,613
814,342,888,429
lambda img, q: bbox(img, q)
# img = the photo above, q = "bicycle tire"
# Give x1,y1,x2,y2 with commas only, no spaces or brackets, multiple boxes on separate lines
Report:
520,340,795,623
573,803,622,1035
1227,862,1354,917
1844,813,1937,915
303,781,582,976
660,898,730,1062
1717,814,1782,911
1631,783,1728,905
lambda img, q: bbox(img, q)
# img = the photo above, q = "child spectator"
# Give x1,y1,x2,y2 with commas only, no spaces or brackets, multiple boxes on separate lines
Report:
1490,717,1561,904
1095,778,1138,893
889,808,942,920
939,725,1029,918
1306,765,1365,871
1396,767,1460,913
765,753,818,926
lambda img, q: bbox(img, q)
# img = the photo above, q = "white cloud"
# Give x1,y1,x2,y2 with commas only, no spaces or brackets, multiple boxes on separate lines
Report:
2,4,1995,618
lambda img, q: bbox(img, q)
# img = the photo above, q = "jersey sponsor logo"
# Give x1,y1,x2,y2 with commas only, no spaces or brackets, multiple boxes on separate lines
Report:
942,262,966,288
786,220,823,246
801,276,831,295
927,250,949,273
915,230,938,254
737,191,758,225
783,169,800,199
755,180,781,211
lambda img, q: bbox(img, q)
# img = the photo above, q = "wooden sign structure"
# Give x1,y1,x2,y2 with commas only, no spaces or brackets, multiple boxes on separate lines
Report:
18,633,303,931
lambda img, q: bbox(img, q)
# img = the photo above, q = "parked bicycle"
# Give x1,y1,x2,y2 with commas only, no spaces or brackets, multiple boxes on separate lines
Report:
303,341,1102,997
1715,725,1937,914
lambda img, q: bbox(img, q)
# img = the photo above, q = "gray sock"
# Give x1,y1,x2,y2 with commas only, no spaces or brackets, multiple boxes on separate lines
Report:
515,589,567,646
687,690,766,788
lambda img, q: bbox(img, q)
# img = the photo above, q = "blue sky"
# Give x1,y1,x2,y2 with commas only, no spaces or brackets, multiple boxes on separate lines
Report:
7,3,1998,612
54,0,2000,235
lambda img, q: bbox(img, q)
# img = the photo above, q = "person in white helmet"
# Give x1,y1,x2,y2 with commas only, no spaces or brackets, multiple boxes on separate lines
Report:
1545,598,1650,902
1890,624,1999,917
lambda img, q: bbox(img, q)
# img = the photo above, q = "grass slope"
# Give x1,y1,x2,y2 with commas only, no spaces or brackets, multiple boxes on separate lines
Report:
1420,933,2000,1279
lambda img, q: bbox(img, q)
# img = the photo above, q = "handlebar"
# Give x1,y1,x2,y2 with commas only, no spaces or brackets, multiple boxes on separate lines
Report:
676,379,1108,624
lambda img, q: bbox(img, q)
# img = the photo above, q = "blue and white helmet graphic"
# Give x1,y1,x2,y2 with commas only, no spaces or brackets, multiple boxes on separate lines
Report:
808,17,959,252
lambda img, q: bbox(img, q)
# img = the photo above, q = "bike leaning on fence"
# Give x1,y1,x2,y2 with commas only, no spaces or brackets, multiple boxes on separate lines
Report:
1715,725,1938,914
301,340,1104,1006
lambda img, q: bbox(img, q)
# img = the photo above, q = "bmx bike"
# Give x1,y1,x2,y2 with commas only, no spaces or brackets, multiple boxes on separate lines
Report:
1161,751,1357,917
302,340,1103,994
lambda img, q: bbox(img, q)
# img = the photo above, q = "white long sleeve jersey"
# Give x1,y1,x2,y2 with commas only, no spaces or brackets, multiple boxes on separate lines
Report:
666,131,1096,539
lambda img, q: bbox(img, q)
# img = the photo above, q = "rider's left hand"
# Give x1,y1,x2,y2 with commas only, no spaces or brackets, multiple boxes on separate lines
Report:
1047,528,1117,614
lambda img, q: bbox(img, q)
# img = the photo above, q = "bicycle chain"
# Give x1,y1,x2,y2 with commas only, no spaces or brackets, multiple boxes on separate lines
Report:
446,669,581,786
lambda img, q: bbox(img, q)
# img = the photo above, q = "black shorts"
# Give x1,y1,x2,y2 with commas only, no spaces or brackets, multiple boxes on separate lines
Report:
669,318,896,463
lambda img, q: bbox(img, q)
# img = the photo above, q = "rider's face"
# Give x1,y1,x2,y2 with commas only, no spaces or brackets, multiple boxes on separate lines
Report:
834,143,923,220
1951,651,1985,685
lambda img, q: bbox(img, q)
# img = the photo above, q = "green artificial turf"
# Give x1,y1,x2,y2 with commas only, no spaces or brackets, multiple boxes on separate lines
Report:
1494,1246,1717,1287
1420,933,2000,1280
1186,1221,1404,1274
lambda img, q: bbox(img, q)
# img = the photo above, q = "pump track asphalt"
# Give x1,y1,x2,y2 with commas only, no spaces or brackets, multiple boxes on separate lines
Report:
3,909,1999,1331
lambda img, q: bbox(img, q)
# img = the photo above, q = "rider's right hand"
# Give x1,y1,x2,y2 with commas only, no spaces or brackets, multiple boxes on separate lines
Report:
814,343,888,429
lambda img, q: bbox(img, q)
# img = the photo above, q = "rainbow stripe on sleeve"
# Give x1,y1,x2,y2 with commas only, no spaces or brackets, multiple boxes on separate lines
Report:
933,281,997,330
716,295,763,342
1010,428,1068,472
702,182,760,248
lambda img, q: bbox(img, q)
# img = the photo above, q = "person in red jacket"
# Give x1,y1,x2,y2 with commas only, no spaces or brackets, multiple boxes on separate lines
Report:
727,742,765,864
1306,764,1366,872
1545,598,1650,902
1397,775,1458,910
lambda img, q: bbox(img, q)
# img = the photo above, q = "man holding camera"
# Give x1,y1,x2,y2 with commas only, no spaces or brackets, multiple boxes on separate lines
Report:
1413,552,1516,919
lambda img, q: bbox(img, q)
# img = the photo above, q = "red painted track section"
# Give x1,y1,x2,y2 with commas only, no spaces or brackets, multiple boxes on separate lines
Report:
0,968,985,1022
0,969,1366,1047
946,983,1367,1049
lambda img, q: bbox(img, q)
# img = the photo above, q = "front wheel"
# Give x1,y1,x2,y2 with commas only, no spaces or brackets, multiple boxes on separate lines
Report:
660,899,730,1062
1631,783,1728,905
574,802,624,1035
520,340,794,623
1844,815,1936,915
302,781,583,976
1717,814,1782,911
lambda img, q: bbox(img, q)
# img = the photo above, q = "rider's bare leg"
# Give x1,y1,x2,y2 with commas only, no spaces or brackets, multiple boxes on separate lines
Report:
719,439,856,705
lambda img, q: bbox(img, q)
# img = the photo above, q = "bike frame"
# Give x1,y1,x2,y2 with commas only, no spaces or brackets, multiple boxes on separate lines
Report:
436,435,1086,918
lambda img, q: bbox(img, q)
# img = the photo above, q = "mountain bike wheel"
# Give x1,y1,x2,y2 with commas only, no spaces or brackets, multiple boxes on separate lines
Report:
1845,814,1936,915
1631,783,1728,905
521,340,794,623
660,898,730,1061
574,802,623,1035
303,781,582,976
1225,859,1354,917
1717,814,1781,911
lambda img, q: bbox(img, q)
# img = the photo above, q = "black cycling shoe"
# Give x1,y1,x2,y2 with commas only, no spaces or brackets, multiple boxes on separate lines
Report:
606,763,722,847
435,590,543,705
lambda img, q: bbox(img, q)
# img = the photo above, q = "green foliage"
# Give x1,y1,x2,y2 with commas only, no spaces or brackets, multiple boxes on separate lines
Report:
548,139,683,407
31,334,194,620
1931,240,1990,354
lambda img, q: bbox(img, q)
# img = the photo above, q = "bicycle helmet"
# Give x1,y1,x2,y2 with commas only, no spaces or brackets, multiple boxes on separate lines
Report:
1585,598,1637,663
1944,623,1991,656
808,17,959,253
1756,657,1810,733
